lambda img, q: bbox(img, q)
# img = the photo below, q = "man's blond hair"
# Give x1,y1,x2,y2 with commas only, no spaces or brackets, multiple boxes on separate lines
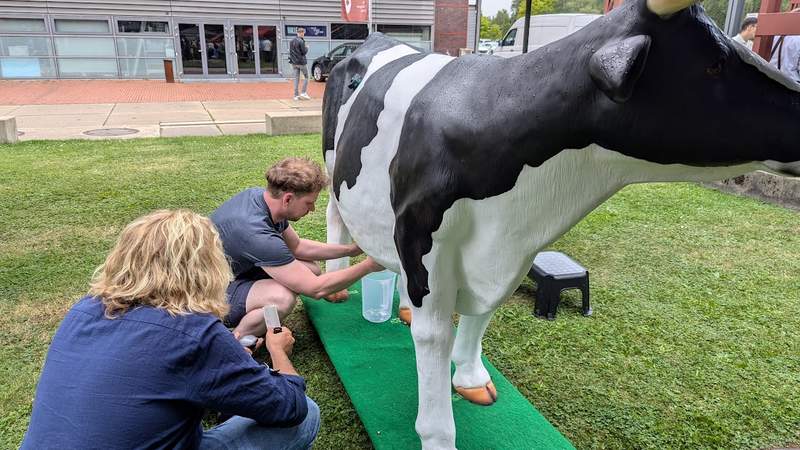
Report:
89,209,232,319
265,157,329,197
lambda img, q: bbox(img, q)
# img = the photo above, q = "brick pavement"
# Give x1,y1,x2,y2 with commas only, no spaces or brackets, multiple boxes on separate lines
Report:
0,79,326,105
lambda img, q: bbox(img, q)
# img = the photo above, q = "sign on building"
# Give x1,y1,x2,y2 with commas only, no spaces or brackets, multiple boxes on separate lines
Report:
342,0,369,22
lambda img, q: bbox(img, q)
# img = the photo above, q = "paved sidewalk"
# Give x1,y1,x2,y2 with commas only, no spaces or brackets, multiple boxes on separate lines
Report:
0,80,325,105
0,80,324,140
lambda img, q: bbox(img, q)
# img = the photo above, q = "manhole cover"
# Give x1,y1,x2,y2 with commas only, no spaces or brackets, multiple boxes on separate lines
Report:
83,128,139,137
16,131,23,137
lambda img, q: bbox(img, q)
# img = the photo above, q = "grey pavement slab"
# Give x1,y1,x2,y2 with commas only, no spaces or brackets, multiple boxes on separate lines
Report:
112,102,207,113
202,100,292,110
106,112,212,126
218,123,266,135
206,109,274,121
0,105,21,115
16,113,108,128
160,125,221,137
13,104,114,116
19,125,159,141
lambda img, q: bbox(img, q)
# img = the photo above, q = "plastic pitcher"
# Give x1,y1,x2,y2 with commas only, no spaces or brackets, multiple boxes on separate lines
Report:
361,270,397,323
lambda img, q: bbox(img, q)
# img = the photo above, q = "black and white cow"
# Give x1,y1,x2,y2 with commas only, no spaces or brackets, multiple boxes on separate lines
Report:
322,0,800,447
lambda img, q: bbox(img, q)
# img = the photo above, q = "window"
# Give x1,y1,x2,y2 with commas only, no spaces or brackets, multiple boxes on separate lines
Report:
116,38,174,58
117,20,169,34
285,25,327,38
330,45,349,58
58,58,117,77
331,23,368,40
0,58,55,77
120,59,167,78
55,37,115,57
502,29,517,47
0,36,51,57
376,25,431,42
54,19,110,34
0,18,47,33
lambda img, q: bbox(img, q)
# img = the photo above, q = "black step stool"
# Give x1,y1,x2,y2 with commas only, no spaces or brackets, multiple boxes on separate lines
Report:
528,251,591,320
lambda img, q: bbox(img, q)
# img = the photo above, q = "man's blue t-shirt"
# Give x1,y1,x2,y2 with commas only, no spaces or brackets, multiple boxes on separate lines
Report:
211,188,295,279
21,296,308,450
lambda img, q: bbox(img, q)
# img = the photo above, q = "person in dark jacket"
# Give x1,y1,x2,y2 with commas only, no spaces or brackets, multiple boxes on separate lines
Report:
21,209,319,450
289,28,311,100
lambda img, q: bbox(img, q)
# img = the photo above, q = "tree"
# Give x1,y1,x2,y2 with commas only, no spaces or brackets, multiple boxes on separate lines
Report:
513,0,558,18
480,16,503,40
493,9,514,35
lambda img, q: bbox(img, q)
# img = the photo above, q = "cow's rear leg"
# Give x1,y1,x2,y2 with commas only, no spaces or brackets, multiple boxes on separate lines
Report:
451,311,496,405
397,276,413,325
411,279,457,449
324,196,352,302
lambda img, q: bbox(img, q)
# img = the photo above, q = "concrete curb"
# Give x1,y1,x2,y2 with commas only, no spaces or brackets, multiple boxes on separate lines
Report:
704,171,800,211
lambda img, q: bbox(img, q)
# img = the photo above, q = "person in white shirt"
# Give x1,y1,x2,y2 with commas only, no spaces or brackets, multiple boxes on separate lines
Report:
733,17,758,50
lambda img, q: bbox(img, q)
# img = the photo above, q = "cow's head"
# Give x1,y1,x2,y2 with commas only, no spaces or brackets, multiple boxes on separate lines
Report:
585,0,800,177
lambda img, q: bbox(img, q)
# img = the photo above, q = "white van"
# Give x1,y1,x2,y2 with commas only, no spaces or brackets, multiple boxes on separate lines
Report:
492,13,602,58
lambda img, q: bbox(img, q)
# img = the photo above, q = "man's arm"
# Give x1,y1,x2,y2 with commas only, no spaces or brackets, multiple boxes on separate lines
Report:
283,225,360,261
264,257,382,299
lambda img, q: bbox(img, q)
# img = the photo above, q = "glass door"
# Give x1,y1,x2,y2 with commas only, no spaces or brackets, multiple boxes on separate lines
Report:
233,25,256,75
203,24,227,75
177,21,229,77
179,23,202,75
257,26,278,75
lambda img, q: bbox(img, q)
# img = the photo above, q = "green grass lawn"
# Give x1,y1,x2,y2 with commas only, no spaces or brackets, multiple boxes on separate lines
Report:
1,135,798,450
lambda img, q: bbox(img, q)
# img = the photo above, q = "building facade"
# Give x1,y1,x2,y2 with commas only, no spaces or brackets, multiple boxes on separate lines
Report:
0,0,474,80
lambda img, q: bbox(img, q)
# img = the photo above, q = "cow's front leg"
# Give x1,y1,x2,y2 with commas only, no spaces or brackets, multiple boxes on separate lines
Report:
411,284,457,449
451,311,497,405
324,197,353,302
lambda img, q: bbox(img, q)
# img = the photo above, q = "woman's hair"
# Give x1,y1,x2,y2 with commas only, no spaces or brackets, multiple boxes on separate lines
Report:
89,209,232,319
265,157,329,197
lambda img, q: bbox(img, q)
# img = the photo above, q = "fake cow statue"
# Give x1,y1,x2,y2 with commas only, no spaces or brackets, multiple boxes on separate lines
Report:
322,0,800,447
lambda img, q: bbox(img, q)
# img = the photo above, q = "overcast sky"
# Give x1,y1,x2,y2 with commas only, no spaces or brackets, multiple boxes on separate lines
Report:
481,0,513,17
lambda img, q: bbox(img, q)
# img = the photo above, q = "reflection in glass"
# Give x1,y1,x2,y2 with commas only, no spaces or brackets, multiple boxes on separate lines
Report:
54,37,115,57
0,18,47,33
0,58,55,78
204,24,227,75
120,59,168,78
58,58,117,77
234,25,255,75
117,38,174,58
0,37,52,57
179,23,202,75
258,26,277,74
54,19,110,33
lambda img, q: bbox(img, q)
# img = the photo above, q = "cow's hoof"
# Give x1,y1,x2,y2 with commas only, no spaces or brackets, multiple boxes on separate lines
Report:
324,289,349,303
398,307,412,325
455,381,497,406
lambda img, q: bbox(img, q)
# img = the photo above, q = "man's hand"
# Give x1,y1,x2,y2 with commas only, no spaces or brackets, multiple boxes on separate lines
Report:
266,326,296,358
346,243,363,257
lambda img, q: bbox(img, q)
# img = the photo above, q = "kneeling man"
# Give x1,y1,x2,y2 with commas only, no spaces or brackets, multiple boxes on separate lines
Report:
211,157,382,338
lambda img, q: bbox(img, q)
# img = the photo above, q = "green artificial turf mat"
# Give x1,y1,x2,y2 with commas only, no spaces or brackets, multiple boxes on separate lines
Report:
302,281,574,449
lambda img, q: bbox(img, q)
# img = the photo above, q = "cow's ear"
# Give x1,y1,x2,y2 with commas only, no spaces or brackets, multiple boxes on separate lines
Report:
589,35,651,103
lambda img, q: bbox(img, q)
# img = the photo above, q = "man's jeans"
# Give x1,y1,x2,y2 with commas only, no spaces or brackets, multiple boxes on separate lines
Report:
200,397,320,450
293,64,309,96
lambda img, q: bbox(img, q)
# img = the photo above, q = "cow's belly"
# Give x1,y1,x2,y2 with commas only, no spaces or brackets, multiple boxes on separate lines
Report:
334,52,455,272
426,145,625,316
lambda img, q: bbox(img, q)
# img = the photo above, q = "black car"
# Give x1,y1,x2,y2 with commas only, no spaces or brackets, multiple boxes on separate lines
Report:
311,43,360,82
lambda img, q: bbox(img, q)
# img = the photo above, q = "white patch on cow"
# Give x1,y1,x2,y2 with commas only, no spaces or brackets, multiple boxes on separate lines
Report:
423,144,761,317
333,44,419,152
336,53,455,272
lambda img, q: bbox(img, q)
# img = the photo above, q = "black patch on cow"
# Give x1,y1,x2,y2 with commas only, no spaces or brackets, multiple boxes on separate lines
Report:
326,2,800,307
332,52,427,198
322,33,399,165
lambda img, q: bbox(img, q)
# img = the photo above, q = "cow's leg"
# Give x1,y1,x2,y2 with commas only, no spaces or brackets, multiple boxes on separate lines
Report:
325,197,352,273
397,275,413,325
410,275,457,449
451,311,497,405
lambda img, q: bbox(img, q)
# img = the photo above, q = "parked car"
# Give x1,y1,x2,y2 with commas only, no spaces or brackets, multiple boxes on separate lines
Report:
477,40,498,54
311,43,361,82
492,13,601,58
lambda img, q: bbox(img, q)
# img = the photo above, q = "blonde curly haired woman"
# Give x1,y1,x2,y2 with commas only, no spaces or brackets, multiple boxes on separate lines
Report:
22,210,319,450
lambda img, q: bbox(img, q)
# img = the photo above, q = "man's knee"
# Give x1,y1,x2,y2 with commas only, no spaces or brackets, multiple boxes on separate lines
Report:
247,281,297,311
300,260,322,276
299,397,320,447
